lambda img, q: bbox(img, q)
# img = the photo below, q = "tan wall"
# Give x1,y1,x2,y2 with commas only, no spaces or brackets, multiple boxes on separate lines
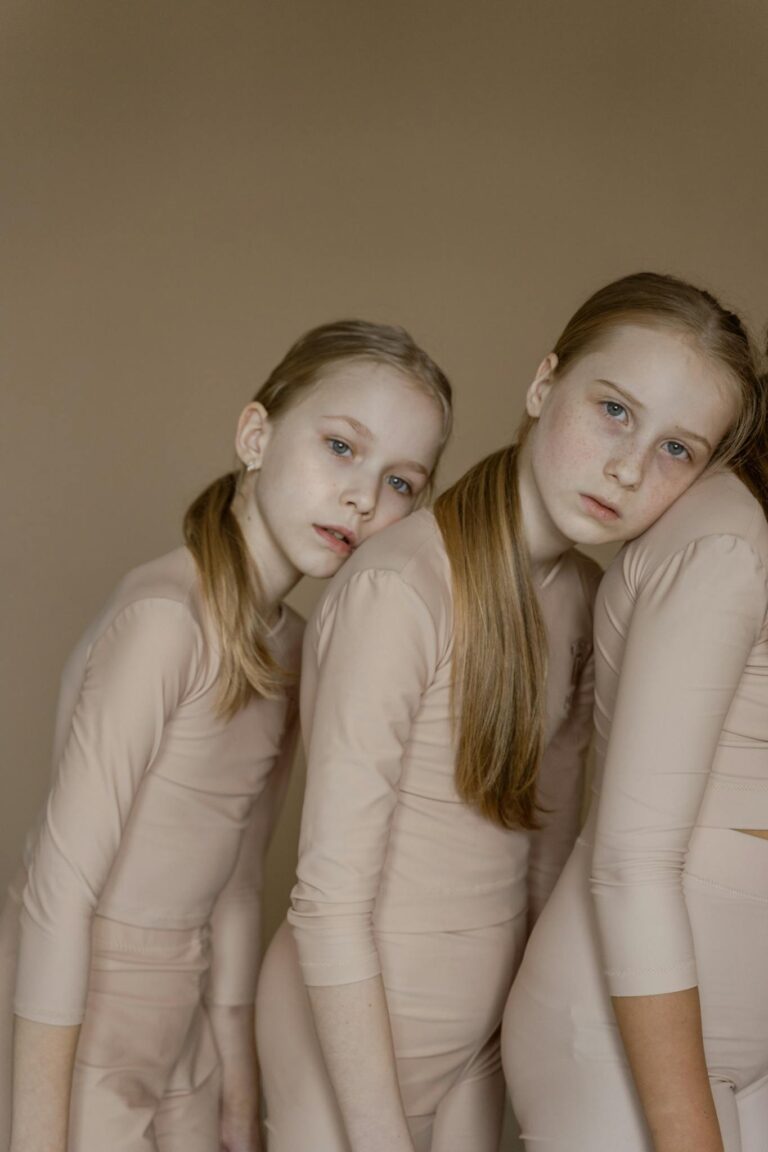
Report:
2,2,767,1145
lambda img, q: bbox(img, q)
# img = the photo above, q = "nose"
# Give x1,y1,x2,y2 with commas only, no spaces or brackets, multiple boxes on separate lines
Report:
605,444,644,490
342,475,378,518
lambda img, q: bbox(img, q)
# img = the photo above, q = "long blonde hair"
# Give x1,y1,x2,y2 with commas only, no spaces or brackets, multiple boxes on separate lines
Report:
185,320,452,716
435,271,763,830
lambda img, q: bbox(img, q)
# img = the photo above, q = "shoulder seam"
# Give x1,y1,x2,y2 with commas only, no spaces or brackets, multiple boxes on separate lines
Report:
89,596,205,658
636,532,767,594
333,565,437,621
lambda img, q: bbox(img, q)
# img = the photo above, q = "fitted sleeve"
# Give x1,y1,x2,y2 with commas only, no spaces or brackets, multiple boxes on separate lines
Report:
590,535,766,997
15,598,202,1025
206,699,299,1007
289,570,438,987
528,647,594,927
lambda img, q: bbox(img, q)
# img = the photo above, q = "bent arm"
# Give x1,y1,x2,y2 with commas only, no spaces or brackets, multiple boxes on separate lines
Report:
12,598,200,1148
290,571,437,1149
591,535,765,1150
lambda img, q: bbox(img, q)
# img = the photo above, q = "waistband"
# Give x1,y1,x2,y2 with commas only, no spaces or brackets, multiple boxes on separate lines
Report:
91,914,211,961
694,761,768,832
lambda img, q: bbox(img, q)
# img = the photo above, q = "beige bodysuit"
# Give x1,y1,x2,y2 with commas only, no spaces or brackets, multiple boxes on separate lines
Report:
1,546,303,1151
257,507,601,1152
502,470,768,1151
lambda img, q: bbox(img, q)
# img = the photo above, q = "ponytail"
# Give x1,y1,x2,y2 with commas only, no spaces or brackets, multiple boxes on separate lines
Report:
434,445,548,830
183,472,287,716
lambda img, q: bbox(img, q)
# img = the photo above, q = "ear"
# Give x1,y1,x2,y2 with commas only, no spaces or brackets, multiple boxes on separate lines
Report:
234,402,272,472
525,353,559,418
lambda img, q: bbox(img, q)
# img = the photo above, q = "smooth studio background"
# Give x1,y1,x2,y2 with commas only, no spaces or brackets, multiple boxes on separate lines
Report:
3,3,767,1147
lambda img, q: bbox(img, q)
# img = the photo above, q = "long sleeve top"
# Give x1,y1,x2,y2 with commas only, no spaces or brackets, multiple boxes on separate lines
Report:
14,546,303,1025
590,470,768,997
289,508,601,987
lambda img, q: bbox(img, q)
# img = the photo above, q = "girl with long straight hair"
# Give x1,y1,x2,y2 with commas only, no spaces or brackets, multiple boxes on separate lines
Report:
256,273,764,1152
2,320,452,1152
502,356,768,1150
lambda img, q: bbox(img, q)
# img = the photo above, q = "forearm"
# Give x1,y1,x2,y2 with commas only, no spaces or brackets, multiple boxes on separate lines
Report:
307,977,415,1152
207,1002,261,1152
10,1016,80,1152
611,988,723,1152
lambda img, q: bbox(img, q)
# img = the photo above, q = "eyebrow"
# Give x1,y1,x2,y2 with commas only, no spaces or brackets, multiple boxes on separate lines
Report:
596,380,713,452
323,414,373,440
322,414,430,476
596,379,646,411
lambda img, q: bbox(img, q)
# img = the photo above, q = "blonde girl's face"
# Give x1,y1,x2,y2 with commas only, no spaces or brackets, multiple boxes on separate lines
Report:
524,323,739,549
237,360,446,585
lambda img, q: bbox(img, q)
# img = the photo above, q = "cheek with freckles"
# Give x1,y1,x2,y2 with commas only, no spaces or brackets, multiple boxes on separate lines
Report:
534,400,598,478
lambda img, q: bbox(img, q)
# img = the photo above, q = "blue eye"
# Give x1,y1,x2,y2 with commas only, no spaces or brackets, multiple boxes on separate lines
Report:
663,440,691,460
601,401,628,422
327,438,352,457
387,475,413,496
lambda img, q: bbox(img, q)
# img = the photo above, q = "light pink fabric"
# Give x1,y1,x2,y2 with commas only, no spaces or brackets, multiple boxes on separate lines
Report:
260,509,601,1146
258,917,525,1152
1,546,302,1146
69,916,221,1152
289,510,600,981
503,471,768,1150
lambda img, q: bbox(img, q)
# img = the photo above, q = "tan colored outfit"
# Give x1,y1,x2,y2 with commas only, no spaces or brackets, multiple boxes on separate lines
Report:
257,508,601,1150
0,547,302,1151
503,471,768,1150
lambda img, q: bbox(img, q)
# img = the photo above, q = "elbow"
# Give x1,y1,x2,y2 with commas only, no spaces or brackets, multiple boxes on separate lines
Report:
287,897,380,988
590,837,688,902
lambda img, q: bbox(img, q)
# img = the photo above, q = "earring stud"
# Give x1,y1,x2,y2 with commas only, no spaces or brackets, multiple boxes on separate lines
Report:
246,460,258,473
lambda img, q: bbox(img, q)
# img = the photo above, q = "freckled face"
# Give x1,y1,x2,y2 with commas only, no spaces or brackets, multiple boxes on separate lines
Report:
246,361,445,583
525,324,739,547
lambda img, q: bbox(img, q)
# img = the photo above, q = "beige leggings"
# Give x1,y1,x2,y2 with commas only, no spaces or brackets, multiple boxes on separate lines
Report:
1,899,220,1152
502,828,768,1151
257,916,526,1152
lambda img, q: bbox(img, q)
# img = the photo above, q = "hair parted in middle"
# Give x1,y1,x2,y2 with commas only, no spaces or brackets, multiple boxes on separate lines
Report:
435,270,764,831
184,319,453,718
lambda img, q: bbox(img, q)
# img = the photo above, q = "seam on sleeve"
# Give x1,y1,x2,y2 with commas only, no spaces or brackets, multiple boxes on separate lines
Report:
322,567,442,662
87,597,205,694
605,957,694,978
642,532,766,589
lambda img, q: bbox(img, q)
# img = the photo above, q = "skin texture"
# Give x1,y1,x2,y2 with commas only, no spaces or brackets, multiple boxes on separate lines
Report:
308,980,414,1152
9,364,446,1152
611,991,724,1152
301,324,741,1152
11,1019,79,1152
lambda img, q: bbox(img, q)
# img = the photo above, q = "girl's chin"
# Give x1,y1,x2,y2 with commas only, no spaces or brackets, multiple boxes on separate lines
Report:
555,512,624,548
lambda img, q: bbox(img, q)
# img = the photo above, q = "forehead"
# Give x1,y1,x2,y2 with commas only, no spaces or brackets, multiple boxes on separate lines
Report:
569,323,738,431
283,360,445,460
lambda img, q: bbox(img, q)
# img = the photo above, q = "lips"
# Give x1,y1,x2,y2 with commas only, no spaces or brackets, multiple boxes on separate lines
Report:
313,524,358,557
579,494,621,522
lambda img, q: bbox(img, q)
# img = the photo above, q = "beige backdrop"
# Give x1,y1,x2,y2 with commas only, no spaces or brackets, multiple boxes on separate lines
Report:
3,2,767,1148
